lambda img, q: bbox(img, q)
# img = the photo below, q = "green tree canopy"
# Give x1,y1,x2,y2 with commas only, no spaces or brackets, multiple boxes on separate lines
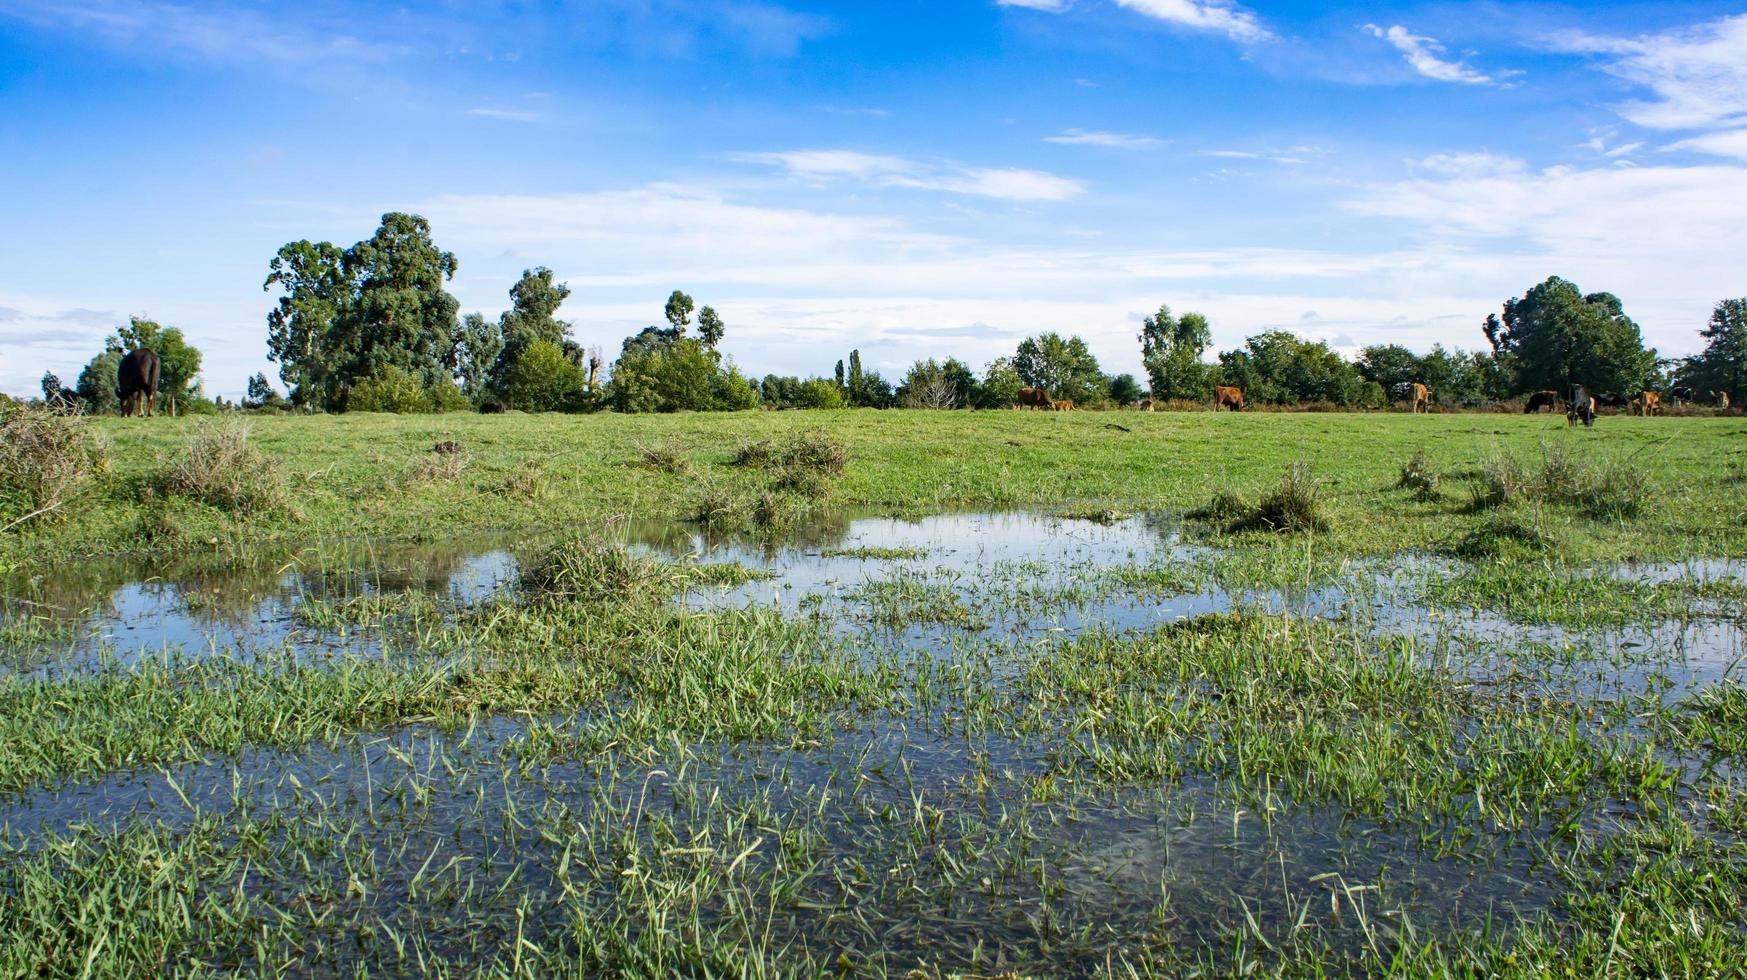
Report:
503,340,588,412
1139,305,1214,401
1014,332,1107,404
1679,298,1747,398
1483,276,1657,395
109,316,203,412
76,349,122,414
1217,331,1373,406
263,214,460,410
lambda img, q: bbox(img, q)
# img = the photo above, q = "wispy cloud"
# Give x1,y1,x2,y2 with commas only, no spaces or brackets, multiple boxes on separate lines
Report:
736,149,1085,201
1550,14,1747,131
1045,129,1162,149
1667,129,1747,161
1363,24,1510,86
995,0,1069,10
0,0,400,66
1203,145,1321,165
468,107,543,123
1112,0,1269,43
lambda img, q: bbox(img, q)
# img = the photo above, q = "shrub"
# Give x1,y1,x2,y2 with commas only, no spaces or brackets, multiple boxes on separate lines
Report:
794,378,846,410
348,366,432,414
1397,450,1440,501
156,423,284,513
503,340,589,413
0,404,108,528
635,442,692,474
427,377,473,413
732,440,778,468
782,429,848,477
1232,463,1330,533
713,364,761,411
520,541,680,605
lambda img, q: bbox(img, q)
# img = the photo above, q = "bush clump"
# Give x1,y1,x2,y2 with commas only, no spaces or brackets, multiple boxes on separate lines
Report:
0,404,108,528
519,541,683,605
1468,445,1648,520
1193,464,1329,534
732,439,778,468
155,423,285,513
781,429,848,477
347,366,435,414
1397,450,1440,501
635,442,692,474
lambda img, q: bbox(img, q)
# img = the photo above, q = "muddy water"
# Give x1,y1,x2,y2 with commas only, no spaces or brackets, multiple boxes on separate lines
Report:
2,510,1744,972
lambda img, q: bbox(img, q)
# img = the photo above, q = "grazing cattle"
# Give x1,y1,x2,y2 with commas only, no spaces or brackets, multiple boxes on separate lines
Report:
1410,383,1431,414
1631,391,1661,416
1567,385,1596,428
1213,386,1245,411
1050,399,1075,411
1669,386,1694,406
1524,390,1561,414
1595,391,1629,408
117,349,161,418
479,400,506,414
1712,390,1732,410
1136,398,1155,412
1014,386,1052,410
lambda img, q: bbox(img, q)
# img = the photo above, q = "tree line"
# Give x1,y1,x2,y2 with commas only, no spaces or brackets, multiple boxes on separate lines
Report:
28,213,1747,415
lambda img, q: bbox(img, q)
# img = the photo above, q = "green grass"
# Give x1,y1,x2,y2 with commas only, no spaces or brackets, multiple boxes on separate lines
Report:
6,409,1742,569
4,409,1747,975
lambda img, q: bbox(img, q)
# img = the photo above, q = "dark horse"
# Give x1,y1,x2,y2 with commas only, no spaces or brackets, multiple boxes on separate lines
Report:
118,349,162,417
1524,390,1561,413
1567,384,1596,428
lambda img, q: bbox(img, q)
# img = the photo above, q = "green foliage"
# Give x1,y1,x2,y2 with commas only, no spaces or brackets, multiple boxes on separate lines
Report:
75,349,122,415
347,365,434,414
503,340,588,413
244,373,283,409
897,358,975,408
796,378,845,409
264,214,460,410
1218,331,1374,406
113,317,203,411
455,312,504,400
976,356,1024,408
840,349,894,407
663,290,695,330
426,376,473,413
1107,373,1145,405
1139,305,1214,401
1679,297,1747,399
490,268,574,394
1484,276,1657,396
711,362,760,411
697,305,724,348
1014,332,1107,404
608,336,717,413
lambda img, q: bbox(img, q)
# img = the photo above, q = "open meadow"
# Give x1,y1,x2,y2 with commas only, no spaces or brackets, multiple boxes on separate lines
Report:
3,408,1747,976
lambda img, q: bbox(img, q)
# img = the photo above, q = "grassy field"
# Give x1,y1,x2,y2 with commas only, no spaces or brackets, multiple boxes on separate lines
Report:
5,407,1745,571
2,408,1747,976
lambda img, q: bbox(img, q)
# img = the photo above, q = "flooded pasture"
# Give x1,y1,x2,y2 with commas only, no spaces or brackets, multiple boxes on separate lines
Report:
2,510,1745,974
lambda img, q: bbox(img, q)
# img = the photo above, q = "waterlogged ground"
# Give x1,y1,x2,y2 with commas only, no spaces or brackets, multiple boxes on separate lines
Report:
3,511,1747,975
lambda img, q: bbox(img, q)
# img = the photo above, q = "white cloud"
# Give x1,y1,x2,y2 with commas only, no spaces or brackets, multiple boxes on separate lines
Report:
1203,145,1322,165
1112,0,1269,43
1363,24,1508,86
995,0,1069,10
1045,129,1162,149
736,150,1085,201
1551,14,1747,130
0,0,399,66
1667,129,1747,161
468,107,542,122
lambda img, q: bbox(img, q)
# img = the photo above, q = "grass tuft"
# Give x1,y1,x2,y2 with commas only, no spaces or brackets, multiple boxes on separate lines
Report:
635,442,692,474
155,423,284,514
0,403,108,528
1397,449,1440,501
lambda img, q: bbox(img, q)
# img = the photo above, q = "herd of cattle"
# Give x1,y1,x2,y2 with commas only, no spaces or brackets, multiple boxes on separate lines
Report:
69,354,1740,422
1012,380,1732,425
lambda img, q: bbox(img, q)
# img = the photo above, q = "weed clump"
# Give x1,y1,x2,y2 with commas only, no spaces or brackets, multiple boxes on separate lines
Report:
495,462,551,500
1397,450,1440,501
1450,507,1554,560
412,443,471,482
1468,445,1647,521
635,442,692,474
781,429,848,477
519,541,682,605
731,439,777,468
156,423,284,514
1188,490,1250,524
0,404,108,529
520,539,764,604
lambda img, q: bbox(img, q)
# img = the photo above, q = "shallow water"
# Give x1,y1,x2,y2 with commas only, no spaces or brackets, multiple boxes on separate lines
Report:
3,510,1744,971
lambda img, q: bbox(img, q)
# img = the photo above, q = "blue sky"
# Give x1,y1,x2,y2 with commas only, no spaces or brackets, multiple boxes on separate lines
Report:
2,0,1745,397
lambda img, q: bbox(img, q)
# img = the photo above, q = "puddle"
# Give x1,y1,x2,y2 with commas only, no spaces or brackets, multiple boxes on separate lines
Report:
2,509,1743,970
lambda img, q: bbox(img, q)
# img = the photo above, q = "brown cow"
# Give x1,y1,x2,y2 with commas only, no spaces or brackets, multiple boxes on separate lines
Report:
1410,383,1431,414
1050,399,1075,411
1214,386,1244,411
1631,391,1661,416
1014,386,1052,409
1524,390,1560,414
1136,398,1155,412
1713,390,1732,410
